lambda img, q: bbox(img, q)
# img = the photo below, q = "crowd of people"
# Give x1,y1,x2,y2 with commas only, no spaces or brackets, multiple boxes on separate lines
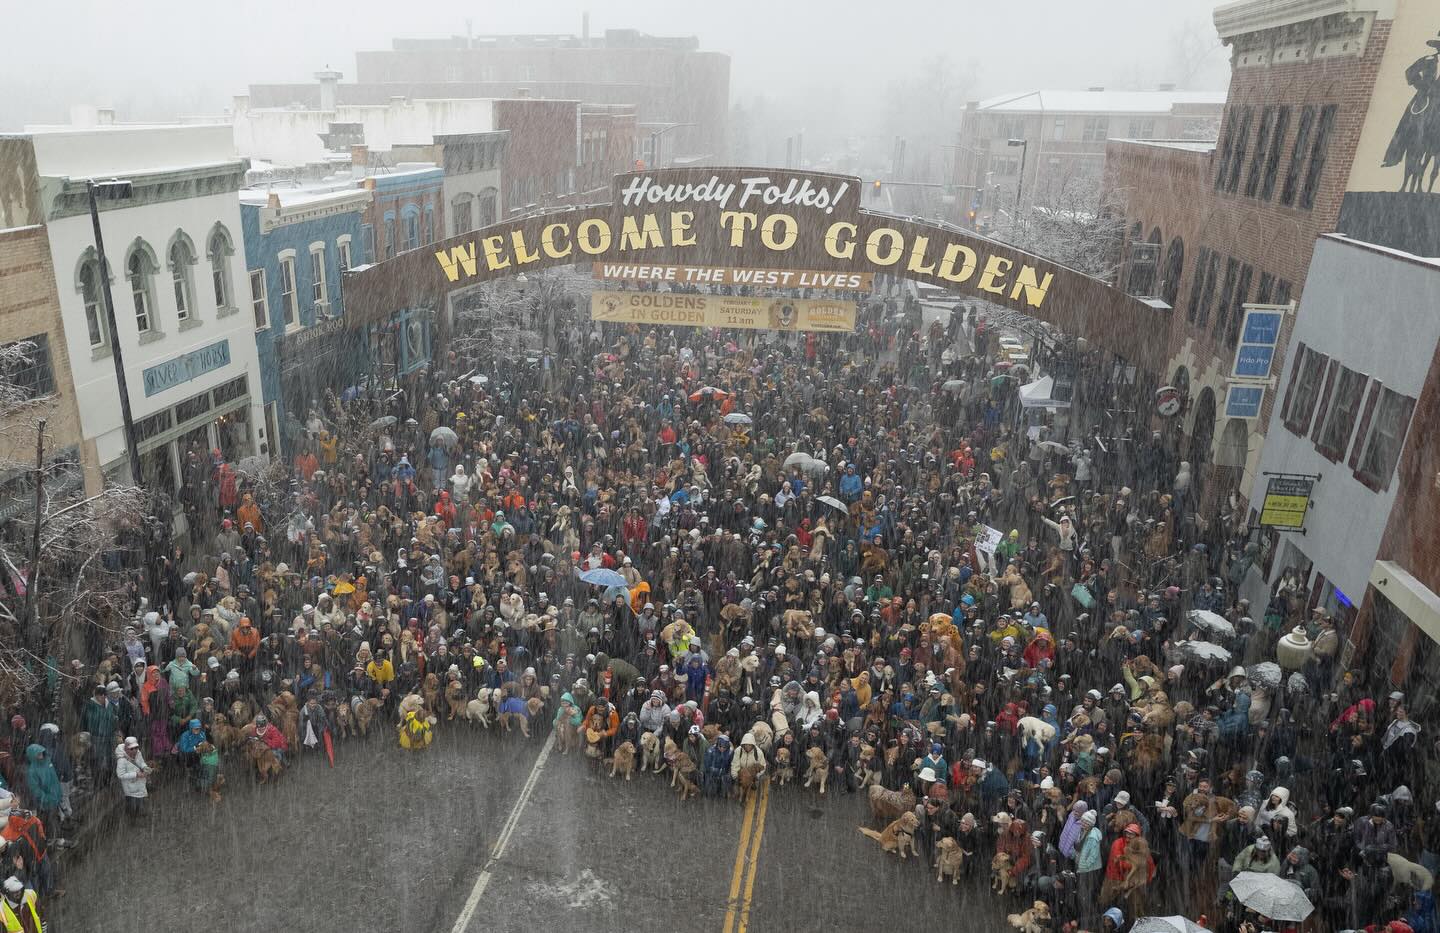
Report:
2,283,1435,933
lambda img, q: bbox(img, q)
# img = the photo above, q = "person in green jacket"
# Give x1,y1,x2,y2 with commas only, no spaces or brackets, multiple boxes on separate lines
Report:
23,744,63,844
1232,835,1280,874
81,686,118,780
553,693,583,734
193,742,222,796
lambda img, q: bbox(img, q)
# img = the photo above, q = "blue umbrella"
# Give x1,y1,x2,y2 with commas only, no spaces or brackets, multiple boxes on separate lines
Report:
578,568,628,588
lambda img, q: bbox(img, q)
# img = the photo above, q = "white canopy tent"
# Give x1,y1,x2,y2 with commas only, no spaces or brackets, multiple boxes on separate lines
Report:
1018,375,1070,409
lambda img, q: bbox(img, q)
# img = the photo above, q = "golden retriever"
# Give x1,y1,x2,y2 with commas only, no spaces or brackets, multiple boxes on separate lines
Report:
443,680,468,721
736,763,765,804
935,836,965,884
748,721,774,754
773,747,795,785
332,703,354,739
608,740,637,780
667,749,700,800
246,737,282,784
639,731,663,773
352,697,382,737
855,743,882,788
858,811,920,859
991,852,1015,896
867,784,916,823
1008,901,1051,933
803,746,830,795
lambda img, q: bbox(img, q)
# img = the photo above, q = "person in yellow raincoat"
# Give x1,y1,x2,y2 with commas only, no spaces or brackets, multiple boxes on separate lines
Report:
398,710,433,751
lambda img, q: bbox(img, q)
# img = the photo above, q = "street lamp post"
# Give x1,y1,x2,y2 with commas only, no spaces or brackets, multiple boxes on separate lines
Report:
648,122,698,169
1007,138,1028,224
85,179,142,489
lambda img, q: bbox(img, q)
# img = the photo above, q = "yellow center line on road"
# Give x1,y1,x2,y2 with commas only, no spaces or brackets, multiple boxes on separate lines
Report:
720,783,759,933
735,781,770,933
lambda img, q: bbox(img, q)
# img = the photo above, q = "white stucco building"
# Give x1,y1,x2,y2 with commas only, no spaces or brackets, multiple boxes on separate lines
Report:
24,123,265,490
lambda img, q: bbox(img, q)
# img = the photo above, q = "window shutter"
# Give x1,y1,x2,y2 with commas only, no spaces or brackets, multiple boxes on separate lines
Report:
1280,343,1305,425
1348,381,1382,471
1310,360,1337,443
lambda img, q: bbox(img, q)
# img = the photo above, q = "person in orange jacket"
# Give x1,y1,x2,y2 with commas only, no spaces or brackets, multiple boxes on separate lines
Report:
236,494,263,535
228,616,260,660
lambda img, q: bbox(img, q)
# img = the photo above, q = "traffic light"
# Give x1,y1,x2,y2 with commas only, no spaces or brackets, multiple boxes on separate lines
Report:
873,179,882,191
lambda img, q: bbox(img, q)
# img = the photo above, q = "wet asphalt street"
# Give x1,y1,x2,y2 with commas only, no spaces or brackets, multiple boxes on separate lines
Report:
55,720,1007,933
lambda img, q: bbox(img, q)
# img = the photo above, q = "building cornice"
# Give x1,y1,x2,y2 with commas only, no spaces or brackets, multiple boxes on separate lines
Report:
253,190,371,234
1213,0,1394,41
40,161,249,222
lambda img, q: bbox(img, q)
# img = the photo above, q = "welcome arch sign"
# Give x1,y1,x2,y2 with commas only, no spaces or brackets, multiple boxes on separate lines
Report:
344,167,1169,368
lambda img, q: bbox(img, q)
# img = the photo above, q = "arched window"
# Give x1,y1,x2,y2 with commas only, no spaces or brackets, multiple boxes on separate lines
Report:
125,240,158,334
75,250,108,349
207,223,235,311
401,205,420,252
167,231,198,323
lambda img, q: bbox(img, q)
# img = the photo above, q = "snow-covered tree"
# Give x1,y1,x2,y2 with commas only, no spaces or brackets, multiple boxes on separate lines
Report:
0,339,144,706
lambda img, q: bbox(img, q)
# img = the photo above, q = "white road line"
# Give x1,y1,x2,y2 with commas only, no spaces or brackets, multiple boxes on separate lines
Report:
448,733,555,933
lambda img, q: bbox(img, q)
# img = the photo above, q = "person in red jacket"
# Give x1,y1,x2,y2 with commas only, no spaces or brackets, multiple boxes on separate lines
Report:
996,818,1032,882
622,507,648,551
1022,631,1055,669
434,492,457,529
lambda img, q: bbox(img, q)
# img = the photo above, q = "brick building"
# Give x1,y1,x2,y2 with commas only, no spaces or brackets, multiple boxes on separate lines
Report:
1102,0,1399,515
0,140,93,524
954,88,1224,227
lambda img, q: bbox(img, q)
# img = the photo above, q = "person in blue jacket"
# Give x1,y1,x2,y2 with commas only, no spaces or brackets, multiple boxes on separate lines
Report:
703,734,733,798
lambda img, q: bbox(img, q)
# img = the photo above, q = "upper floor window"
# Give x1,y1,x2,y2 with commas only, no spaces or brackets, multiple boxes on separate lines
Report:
249,269,268,330
207,224,235,311
167,234,197,323
76,254,108,348
279,255,298,328
125,242,158,335
1281,343,1329,436
402,208,420,252
1081,117,1110,142
1352,386,1415,491
310,243,328,311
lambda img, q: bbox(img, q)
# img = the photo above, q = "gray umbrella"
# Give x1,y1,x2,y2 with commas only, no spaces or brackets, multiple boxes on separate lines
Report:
1229,871,1313,922
941,379,968,393
429,426,459,447
1186,609,1235,638
368,415,397,431
817,495,848,512
1169,640,1232,666
782,452,814,469
1132,918,1213,933
724,412,753,426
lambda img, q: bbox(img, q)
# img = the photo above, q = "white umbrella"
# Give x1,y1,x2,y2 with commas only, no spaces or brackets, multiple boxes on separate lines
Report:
1186,609,1235,638
429,426,459,447
1170,640,1231,665
782,452,813,469
724,412,753,426
941,379,967,393
1035,441,1070,455
1133,918,1212,933
368,415,397,431
468,374,489,385
1228,871,1313,922
1247,661,1283,690
817,495,848,512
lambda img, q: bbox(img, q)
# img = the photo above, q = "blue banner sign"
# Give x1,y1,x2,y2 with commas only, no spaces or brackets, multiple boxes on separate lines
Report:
1225,383,1265,419
142,340,232,397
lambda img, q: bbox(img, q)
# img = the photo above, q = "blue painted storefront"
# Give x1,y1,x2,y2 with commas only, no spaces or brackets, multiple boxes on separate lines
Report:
240,193,367,457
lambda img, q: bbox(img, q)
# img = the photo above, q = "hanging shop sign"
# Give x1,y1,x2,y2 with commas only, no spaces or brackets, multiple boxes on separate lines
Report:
1259,475,1315,530
1231,303,1290,380
343,167,1171,369
590,290,856,332
1155,385,1184,417
1224,383,1266,420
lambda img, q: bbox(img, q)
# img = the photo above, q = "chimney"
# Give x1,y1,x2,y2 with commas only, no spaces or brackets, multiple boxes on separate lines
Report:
582,11,590,43
1158,83,1177,92
266,191,282,210
315,66,343,111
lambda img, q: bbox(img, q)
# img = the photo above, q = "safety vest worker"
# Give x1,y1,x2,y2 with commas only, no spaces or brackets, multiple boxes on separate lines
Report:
0,877,41,933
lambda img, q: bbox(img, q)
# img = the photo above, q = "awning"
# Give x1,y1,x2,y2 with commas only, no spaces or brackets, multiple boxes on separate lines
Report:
1371,560,1440,646
1018,375,1070,409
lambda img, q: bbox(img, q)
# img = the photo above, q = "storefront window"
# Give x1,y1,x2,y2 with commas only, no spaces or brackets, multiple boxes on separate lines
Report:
138,445,176,493
215,405,253,460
